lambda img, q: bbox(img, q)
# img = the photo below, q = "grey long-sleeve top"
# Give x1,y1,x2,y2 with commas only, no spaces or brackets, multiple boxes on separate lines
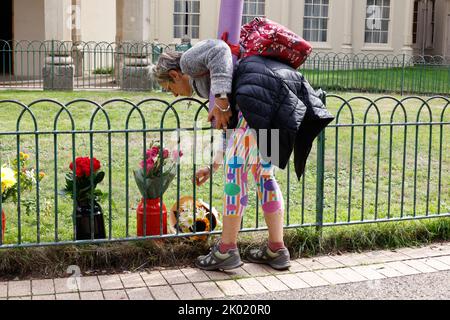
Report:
180,39,233,99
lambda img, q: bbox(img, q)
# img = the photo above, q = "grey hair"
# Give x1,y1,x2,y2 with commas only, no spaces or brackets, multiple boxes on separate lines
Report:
152,50,183,83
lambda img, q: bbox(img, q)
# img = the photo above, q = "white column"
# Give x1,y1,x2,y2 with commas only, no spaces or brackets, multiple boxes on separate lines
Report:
44,0,72,41
117,0,153,91
116,0,124,43
280,0,290,27
341,0,353,53
71,0,83,77
150,0,159,41
71,0,81,43
122,0,151,42
402,0,415,55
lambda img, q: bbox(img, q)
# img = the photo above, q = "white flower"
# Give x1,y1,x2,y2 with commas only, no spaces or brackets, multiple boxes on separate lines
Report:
24,169,37,184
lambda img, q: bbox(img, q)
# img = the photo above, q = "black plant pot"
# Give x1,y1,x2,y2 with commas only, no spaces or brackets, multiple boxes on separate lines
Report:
75,200,106,240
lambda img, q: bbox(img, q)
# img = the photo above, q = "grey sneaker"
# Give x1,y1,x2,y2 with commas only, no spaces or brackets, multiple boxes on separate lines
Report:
246,246,291,270
195,242,244,271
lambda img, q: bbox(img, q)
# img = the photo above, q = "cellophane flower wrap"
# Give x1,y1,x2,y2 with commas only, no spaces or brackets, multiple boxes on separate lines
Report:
133,142,183,199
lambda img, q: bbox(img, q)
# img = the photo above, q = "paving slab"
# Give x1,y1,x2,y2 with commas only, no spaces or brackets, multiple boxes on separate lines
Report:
32,294,56,300
98,275,123,290
351,265,386,280
120,273,146,289
385,261,421,276
140,271,168,287
8,280,31,297
180,268,210,283
241,263,272,276
256,275,290,292
54,278,79,293
194,282,225,299
315,269,349,285
0,282,7,298
402,259,438,273
56,293,80,300
237,278,268,294
294,272,330,287
216,280,246,296
126,287,153,300
103,289,128,300
160,269,190,285
172,283,202,300
78,276,101,292
32,279,55,295
334,267,368,283
276,274,310,289
80,291,104,300
148,285,179,300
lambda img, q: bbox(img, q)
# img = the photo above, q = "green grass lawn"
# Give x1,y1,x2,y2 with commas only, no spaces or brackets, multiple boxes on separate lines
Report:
300,66,450,95
0,90,448,246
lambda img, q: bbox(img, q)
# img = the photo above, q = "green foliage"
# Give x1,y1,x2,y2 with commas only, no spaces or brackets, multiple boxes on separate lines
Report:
92,67,114,75
62,170,105,204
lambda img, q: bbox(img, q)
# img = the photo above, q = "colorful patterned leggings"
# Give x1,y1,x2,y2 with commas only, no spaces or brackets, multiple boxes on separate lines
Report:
223,111,284,216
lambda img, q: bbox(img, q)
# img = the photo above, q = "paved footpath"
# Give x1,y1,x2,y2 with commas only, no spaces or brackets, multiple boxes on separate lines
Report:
1,242,450,300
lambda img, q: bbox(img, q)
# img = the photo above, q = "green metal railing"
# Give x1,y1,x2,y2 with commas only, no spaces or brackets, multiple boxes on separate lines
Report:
0,95,448,248
0,40,190,91
1,40,449,94
300,52,450,95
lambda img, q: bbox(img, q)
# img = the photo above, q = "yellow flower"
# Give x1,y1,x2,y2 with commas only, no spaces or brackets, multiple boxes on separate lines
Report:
19,152,29,161
1,167,17,193
39,172,45,180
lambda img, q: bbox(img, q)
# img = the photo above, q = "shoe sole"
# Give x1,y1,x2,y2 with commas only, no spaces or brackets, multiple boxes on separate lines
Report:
195,259,244,271
245,256,291,271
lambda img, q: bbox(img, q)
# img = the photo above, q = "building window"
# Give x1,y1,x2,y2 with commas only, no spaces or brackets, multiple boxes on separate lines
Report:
303,0,329,42
173,0,200,39
364,0,390,44
242,0,265,25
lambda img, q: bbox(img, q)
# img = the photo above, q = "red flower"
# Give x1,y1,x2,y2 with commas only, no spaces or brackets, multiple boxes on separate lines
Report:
162,149,169,159
69,157,101,177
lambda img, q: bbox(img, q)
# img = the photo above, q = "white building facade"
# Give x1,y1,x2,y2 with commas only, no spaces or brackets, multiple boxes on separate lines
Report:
1,0,449,56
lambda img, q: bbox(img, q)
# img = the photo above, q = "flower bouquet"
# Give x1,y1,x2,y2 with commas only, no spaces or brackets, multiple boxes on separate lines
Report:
62,156,106,240
133,142,183,236
1,152,45,242
169,196,222,241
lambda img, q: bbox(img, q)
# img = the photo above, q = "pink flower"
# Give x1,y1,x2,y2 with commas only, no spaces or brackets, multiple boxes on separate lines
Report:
163,149,169,159
151,146,159,157
172,150,183,160
140,158,155,172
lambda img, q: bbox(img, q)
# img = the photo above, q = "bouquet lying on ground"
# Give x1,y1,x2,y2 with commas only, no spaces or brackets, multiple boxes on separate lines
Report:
169,196,222,241
2,152,45,203
62,157,105,203
133,142,183,199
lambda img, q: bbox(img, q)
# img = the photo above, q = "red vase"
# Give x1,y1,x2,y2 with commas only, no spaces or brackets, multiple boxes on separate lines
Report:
137,198,167,236
1,209,5,242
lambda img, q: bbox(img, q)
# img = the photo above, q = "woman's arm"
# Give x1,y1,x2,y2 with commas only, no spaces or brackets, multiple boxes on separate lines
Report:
180,39,234,96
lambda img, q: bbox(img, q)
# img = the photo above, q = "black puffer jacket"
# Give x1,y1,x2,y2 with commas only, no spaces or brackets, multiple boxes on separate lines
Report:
229,55,334,180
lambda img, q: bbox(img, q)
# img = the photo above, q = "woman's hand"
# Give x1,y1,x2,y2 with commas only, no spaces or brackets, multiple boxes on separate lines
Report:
195,166,212,187
208,97,232,130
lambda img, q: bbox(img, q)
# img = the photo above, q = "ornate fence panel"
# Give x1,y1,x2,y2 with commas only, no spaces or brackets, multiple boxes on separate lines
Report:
0,95,448,249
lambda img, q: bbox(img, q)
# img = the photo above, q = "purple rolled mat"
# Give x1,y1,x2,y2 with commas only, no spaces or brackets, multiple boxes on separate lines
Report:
209,0,244,120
